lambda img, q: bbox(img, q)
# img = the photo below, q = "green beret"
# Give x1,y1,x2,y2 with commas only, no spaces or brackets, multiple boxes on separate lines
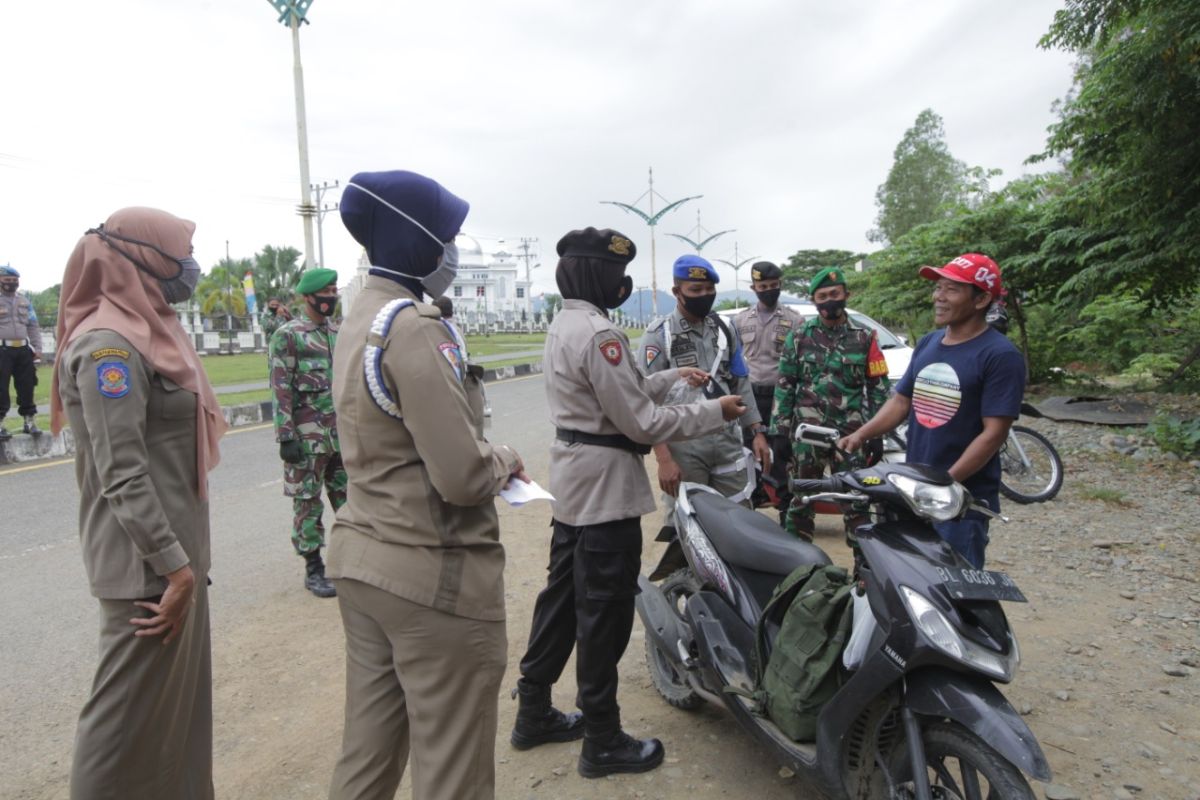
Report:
809,266,846,295
296,268,338,295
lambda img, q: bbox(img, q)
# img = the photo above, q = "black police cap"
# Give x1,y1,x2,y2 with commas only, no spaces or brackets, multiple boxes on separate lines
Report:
556,227,636,265
750,261,781,282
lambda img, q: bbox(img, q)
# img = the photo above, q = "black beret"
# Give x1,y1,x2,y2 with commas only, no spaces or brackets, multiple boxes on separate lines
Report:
750,261,781,282
556,227,636,265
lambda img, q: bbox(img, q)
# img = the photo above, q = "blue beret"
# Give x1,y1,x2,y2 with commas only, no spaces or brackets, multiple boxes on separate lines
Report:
0,265,18,277
672,254,719,283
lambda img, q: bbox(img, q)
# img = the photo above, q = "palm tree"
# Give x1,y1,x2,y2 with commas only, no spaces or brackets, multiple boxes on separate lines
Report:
253,245,304,304
196,260,250,333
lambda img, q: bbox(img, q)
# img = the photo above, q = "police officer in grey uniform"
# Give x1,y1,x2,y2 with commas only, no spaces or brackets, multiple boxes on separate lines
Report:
512,228,746,778
732,261,803,509
0,265,43,438
640,255,771,542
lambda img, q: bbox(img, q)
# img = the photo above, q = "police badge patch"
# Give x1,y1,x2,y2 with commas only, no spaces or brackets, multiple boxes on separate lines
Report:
97,361,130,398
644,344,661,368
438,341,464,381
598,338,623,366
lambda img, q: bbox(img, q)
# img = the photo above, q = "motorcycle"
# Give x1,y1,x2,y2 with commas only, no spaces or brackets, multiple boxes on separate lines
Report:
636,423,1050,799
882,402,1064,505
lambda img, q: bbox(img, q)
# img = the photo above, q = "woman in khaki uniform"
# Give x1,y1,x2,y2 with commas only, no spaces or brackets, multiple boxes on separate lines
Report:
328,170,527,800
51,207,227,800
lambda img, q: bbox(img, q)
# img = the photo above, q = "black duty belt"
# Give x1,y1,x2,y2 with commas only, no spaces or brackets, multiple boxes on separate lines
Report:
752,383,777,398
556,428,651,456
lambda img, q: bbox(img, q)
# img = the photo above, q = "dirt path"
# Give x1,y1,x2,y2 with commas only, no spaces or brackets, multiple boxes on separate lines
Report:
12,414,1200,799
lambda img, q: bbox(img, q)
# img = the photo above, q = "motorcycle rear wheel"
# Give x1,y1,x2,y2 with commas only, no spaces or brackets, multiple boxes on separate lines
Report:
999,425,1063,504
644,568,704,711
873,721,1035,800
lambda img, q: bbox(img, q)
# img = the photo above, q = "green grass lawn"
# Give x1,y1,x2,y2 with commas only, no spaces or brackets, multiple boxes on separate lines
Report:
463,333,545,358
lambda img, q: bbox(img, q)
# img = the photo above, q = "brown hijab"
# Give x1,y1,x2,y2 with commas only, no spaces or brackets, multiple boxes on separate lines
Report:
51,207,226,497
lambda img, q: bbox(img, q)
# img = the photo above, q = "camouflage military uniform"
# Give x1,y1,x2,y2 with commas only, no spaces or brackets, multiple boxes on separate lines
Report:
771,316,890,539
261,308,290,341
269,316,347,555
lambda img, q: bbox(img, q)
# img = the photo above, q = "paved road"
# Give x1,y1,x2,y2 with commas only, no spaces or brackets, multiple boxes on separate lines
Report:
0,373,553,798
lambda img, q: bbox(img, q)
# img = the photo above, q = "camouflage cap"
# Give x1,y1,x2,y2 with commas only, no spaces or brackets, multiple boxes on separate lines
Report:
809,266,846,295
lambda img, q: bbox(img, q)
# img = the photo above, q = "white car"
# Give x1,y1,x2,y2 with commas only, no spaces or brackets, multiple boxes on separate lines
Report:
717,302,913,382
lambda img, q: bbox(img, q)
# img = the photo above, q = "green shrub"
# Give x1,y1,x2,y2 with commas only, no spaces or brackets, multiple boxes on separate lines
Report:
1147,414,1200,459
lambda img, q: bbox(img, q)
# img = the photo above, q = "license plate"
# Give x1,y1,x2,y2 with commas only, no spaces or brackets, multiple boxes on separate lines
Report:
935,566,1027,603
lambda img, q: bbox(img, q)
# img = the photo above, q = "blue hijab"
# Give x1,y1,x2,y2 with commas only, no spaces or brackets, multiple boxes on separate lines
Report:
340,170,469,292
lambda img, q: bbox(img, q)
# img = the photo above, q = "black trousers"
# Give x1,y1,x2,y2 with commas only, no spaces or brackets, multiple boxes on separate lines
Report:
0,345,36,418
518,517,642,734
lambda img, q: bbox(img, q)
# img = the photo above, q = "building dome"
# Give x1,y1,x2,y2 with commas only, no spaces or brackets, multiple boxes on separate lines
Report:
455,233,484,256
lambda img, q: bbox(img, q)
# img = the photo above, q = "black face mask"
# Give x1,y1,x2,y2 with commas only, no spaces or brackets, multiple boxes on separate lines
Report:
0,281,17,294
756,289,781,308
680,292,716,319
603,275,633,310
816,299,846,320
309,296,338,318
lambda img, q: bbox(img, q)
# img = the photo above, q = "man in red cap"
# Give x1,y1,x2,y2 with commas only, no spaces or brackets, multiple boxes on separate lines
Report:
840,254,1025,567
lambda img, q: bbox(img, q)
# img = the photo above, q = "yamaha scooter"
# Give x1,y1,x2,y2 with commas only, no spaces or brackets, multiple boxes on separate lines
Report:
635,424,1050,799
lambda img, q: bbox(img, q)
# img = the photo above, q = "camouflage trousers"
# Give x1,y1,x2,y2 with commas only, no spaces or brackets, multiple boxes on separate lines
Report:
283,451,347,556
783,442,868,542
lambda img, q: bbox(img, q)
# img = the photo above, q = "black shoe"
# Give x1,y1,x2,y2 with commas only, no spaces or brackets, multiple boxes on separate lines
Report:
510,681,584,750
23,416,40,436
577,731,665,778
303,551,337,598
0,424,10,441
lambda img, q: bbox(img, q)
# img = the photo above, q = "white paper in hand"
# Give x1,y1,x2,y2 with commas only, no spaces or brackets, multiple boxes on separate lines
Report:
500,478,555,507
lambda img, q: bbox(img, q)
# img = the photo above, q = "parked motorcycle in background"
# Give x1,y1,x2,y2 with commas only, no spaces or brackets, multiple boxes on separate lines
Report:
636,424,1049,799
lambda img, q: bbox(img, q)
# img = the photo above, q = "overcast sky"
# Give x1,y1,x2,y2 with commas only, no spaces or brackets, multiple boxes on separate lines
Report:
1,0,1076,297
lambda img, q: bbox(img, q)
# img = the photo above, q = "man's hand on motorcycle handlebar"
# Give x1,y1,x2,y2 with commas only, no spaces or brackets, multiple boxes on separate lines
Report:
657,456,683,497
837,431,864,455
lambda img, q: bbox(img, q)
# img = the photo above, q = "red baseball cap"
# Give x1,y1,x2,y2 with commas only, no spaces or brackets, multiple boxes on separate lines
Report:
919,253,1003,298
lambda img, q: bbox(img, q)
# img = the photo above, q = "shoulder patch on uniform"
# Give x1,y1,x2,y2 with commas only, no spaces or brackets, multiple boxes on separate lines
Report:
644,344,661,368
96,361,131,398
598,338,623,366
90,347,130,361
867,338,889,378
438,341,465,381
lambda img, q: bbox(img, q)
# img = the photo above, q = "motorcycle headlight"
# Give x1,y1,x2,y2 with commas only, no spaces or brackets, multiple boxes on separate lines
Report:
887,473,967,522
899,586,1017,682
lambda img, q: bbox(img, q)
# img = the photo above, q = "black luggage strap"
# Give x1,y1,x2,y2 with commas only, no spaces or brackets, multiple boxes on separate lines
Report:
555,428,651,456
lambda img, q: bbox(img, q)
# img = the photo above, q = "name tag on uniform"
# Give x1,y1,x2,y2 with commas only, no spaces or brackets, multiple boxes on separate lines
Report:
670,334,699,367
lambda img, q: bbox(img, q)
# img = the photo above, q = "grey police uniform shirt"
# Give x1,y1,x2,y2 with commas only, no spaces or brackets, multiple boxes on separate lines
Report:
546,299,725,526
734,302,804,387
640,309,761,439
0,292,42,350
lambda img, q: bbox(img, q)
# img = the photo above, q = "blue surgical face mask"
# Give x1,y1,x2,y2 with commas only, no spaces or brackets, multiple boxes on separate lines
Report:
344,181,460,298
161,256,201,304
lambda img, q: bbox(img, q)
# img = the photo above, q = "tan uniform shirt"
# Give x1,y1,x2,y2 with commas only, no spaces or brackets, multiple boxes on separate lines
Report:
328,277,518,622
57,330,209,599
733,302,804,387
0,292,42,350
547,299,725,526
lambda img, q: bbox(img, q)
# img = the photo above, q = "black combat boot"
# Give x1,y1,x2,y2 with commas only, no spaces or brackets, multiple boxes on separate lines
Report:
0,417,10,441
23,415,40,436
509,679,584,750
303,550,337,598
577,721,664,778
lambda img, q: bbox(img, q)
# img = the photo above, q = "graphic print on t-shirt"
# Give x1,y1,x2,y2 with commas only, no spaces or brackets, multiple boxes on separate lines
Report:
912,362,962,428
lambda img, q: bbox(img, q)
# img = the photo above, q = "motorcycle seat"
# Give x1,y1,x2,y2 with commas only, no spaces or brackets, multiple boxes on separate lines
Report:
690,491,831,576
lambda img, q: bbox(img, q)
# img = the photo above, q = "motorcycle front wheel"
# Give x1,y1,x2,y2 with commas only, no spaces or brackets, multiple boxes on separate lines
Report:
874,721,1035,800
999,425,1063,504
643,568,704,711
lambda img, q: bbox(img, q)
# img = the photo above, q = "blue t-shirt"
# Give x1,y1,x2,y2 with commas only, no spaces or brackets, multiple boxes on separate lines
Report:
894,327,1025,503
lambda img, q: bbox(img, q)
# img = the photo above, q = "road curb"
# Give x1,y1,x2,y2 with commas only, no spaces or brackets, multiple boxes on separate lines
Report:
2,361,545,465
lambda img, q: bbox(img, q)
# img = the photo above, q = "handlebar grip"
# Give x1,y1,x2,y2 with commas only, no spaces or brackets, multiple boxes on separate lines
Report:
790,478,839,493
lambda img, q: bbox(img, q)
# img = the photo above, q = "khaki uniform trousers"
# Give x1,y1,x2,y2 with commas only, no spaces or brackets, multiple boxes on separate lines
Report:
71,582,213,800
329,579,507,800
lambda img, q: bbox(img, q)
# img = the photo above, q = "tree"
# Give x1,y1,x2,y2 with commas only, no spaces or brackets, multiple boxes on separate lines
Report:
1035,0,1200,309
196,259,250,324
868,109,998,245
29,284,61,327
252,245,304,304
779,249,863,295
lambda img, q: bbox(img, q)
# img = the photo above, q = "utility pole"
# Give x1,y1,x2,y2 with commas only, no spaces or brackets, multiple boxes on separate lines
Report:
311,179,339,268
601,168,700,306
225,240,234,353
715,242,759,310
515,237,539,319
266,1,318,268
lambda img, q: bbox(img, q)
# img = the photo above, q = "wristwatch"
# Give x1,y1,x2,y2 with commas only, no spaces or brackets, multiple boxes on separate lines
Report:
750,423,769,437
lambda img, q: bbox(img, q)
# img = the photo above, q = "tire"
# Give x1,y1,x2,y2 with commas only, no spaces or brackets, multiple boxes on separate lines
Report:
876,721,1036,800
643,569,704,711
998,426,1063,504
